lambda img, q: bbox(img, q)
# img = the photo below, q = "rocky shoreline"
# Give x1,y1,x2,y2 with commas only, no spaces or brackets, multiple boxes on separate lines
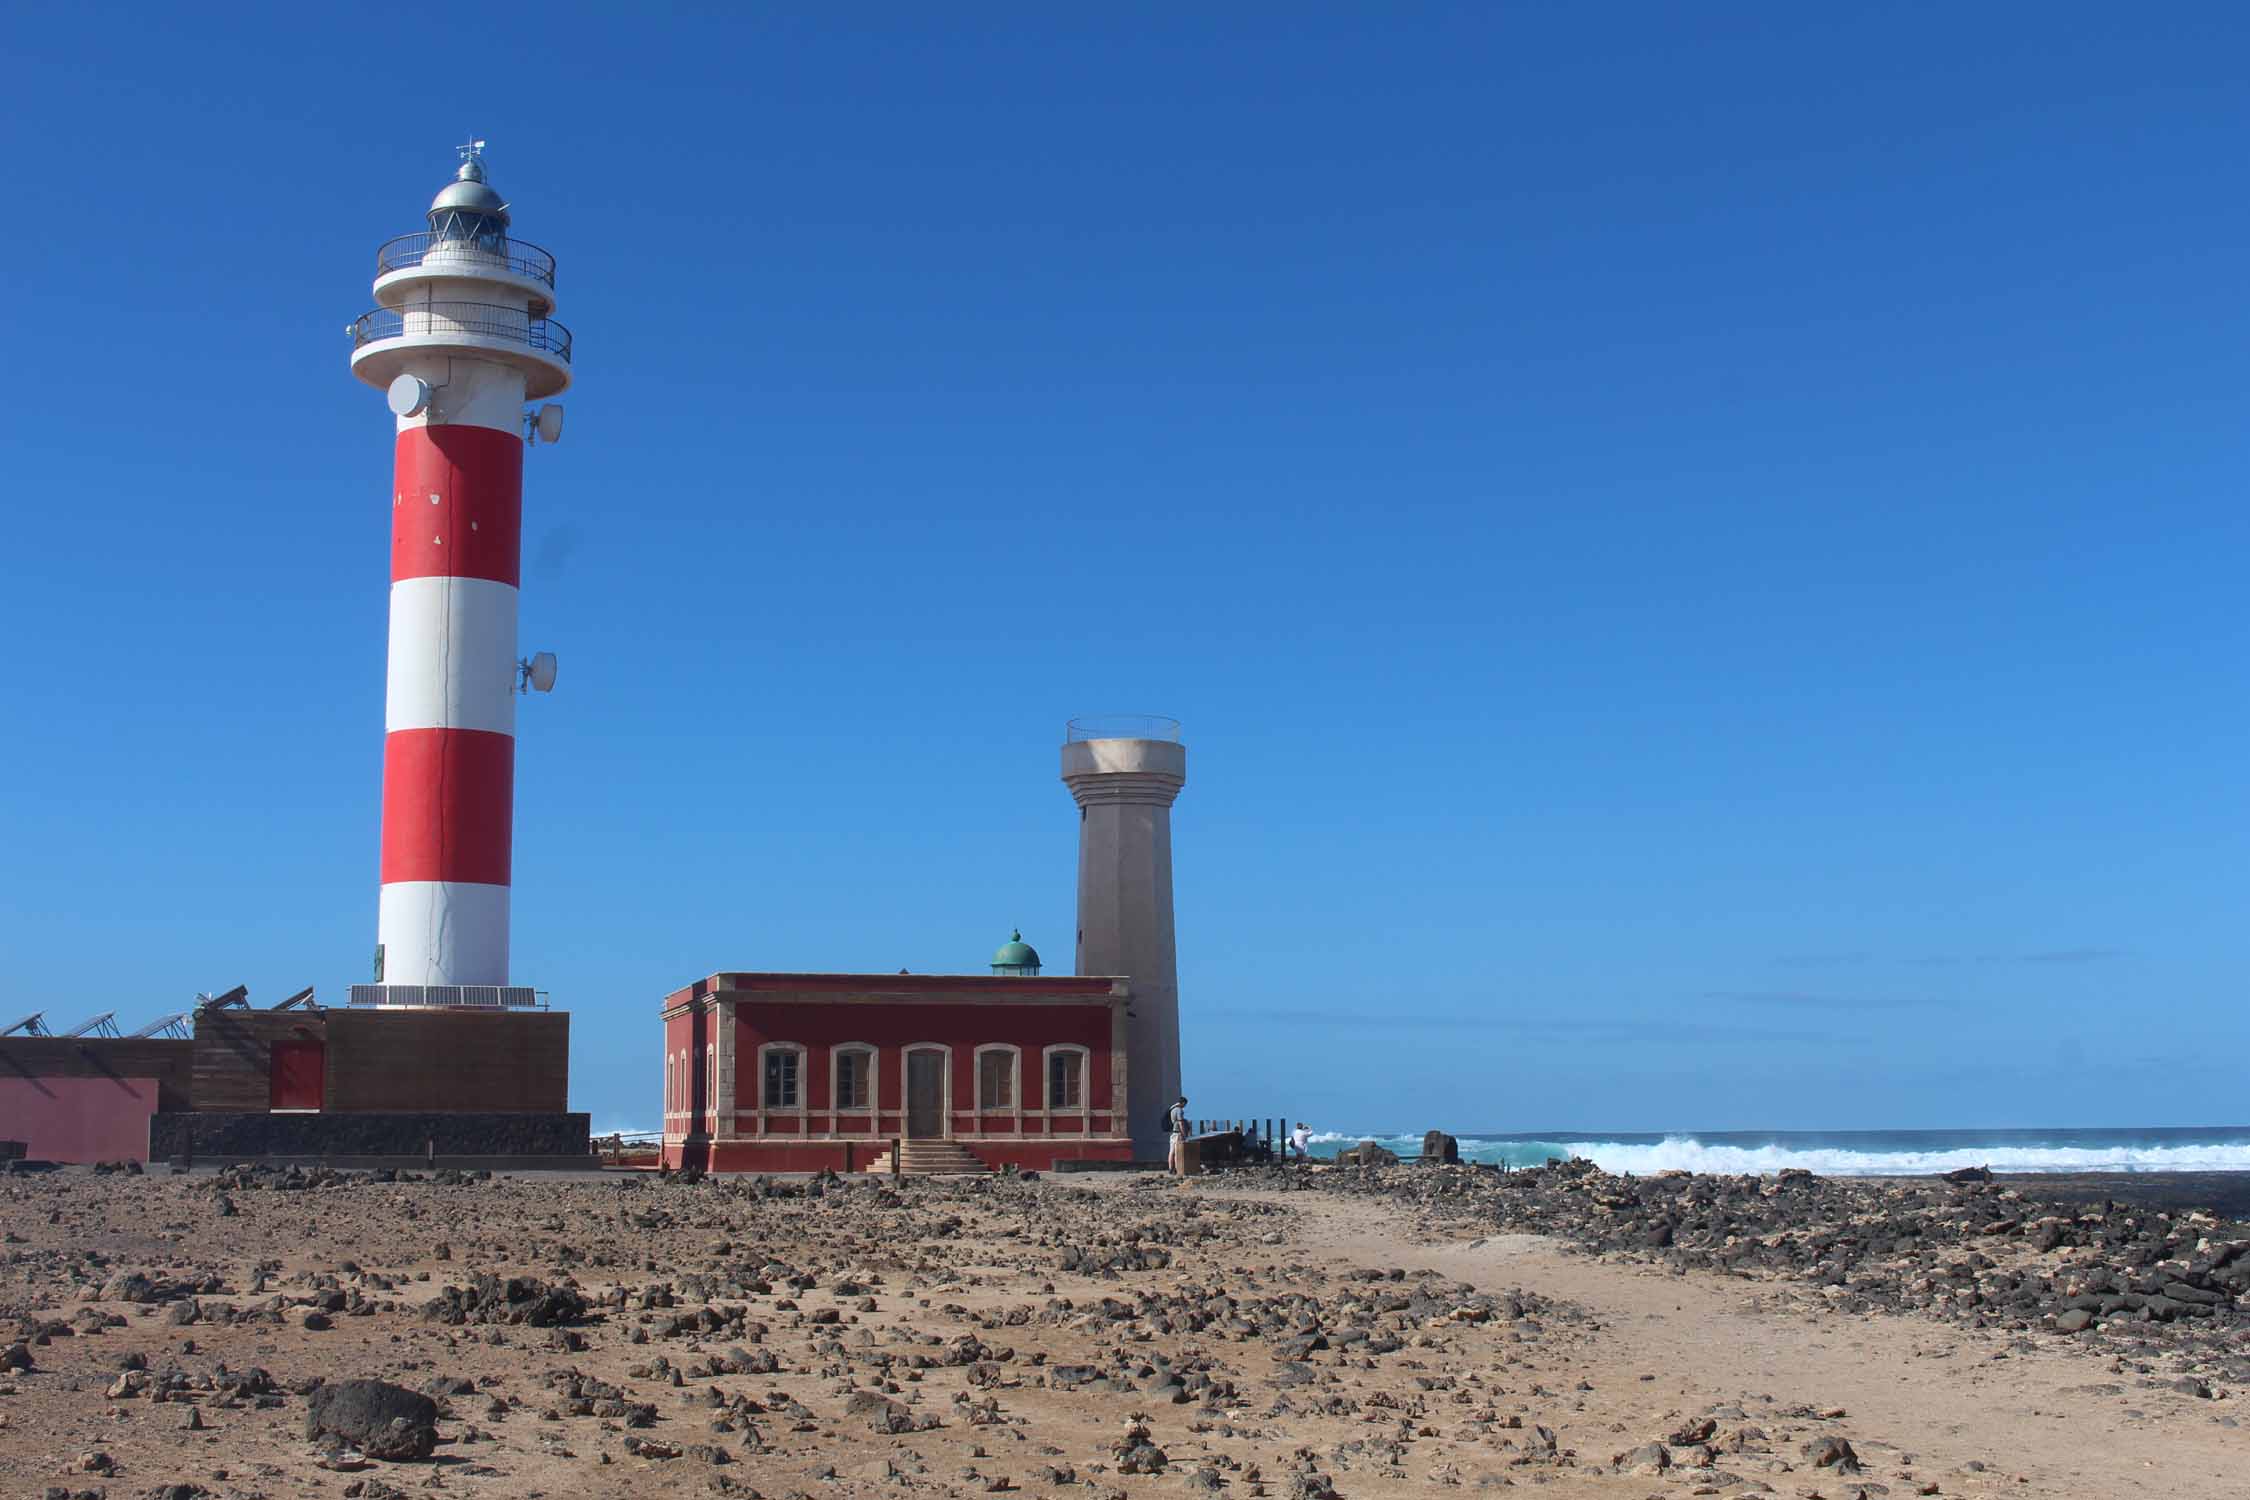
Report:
1985,1169,2250,1219
1229,1154,2250,1382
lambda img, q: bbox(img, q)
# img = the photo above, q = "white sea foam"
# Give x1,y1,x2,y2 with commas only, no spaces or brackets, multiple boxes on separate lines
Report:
1563,1139,2250,1177
1301,1132,2250,1174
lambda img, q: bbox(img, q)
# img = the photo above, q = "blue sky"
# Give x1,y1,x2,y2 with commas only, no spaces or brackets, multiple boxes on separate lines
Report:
3,6,2245,1134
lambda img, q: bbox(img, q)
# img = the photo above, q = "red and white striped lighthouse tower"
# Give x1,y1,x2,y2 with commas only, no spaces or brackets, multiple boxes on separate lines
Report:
348,143,570,992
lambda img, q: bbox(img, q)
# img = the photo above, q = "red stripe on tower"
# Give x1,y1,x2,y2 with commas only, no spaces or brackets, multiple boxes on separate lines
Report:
379,728,516,885
391,425,524,585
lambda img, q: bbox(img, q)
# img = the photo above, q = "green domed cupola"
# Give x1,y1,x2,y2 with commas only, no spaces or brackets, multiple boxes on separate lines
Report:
991,929,1042,976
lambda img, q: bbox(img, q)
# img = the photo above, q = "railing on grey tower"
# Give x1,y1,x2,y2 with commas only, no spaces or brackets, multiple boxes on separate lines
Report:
1066,714,1182,742
375,232,558,288
350,303,573,364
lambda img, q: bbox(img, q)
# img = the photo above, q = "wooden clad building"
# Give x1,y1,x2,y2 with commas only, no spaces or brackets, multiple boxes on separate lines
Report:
190,1005,568,1114
3,999,575,1163
190,1006,330,1113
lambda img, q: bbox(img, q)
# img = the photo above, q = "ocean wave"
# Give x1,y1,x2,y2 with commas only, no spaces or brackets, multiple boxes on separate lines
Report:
1563,1139,2250,1177
1298,1132,2250,1174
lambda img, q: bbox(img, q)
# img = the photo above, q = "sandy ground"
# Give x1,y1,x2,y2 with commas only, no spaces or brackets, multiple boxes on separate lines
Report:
0,1164,2240,1498
1183,1178,2246,1498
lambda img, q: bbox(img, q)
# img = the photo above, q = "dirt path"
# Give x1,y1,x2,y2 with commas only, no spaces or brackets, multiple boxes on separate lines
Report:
1181,1179,2248,1498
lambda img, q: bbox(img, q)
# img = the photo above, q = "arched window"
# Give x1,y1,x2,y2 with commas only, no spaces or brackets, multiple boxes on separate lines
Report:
974,1044,1020,1111
758,1042,806,1111
1043,1045,1089,1111
831,1044,876,1112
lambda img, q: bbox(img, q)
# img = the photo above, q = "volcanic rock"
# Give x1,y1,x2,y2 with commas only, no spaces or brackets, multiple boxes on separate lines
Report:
304,1379,440,1461
1802,1435,1861,1473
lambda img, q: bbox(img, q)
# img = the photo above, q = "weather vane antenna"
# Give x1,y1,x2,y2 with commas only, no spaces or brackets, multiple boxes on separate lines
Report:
457,138,488,165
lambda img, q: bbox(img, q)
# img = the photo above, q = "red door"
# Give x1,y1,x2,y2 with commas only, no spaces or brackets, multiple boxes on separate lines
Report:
269,1041,325,1111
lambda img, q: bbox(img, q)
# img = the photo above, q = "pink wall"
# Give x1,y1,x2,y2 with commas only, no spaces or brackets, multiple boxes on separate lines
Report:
0,1075,160,1162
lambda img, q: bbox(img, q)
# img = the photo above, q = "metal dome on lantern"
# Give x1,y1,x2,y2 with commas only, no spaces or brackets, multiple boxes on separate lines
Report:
990,930,1042,976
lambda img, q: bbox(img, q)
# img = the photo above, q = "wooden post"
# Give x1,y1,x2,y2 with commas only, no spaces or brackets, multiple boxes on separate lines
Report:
890,1138,901,1182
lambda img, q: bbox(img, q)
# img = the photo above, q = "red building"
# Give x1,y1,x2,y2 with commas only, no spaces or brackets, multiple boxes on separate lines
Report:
658,961,1134,1173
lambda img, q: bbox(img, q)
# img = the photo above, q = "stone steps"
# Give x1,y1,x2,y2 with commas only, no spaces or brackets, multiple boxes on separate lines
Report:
864,1139,988,1176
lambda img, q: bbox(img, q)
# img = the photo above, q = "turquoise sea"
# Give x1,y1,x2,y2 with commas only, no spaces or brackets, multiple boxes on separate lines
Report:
1304,1125,2250,1174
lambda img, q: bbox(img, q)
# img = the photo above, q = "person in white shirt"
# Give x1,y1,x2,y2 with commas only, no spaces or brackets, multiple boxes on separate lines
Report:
1290,1121,1312,1161
1166,1096,1189,1175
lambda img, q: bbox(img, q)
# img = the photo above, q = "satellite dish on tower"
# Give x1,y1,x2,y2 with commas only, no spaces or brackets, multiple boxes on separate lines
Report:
535,404,564,444
519,651,558,694
387,374,431,417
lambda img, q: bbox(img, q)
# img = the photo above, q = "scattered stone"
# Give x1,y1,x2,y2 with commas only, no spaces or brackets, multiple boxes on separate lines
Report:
1803,1436,1862,1474
421,1273,590,1327
305,1380,440,1461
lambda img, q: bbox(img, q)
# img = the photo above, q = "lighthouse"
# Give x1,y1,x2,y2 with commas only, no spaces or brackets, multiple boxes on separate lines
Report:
348,143,570,995
1062,716,1187,1158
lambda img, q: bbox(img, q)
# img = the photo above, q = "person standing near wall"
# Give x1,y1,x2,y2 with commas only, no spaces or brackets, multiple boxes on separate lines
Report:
1167,1095,1189,1175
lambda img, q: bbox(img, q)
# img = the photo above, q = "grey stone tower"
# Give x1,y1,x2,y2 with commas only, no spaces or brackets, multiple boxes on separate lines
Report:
1062,717,1187,1159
